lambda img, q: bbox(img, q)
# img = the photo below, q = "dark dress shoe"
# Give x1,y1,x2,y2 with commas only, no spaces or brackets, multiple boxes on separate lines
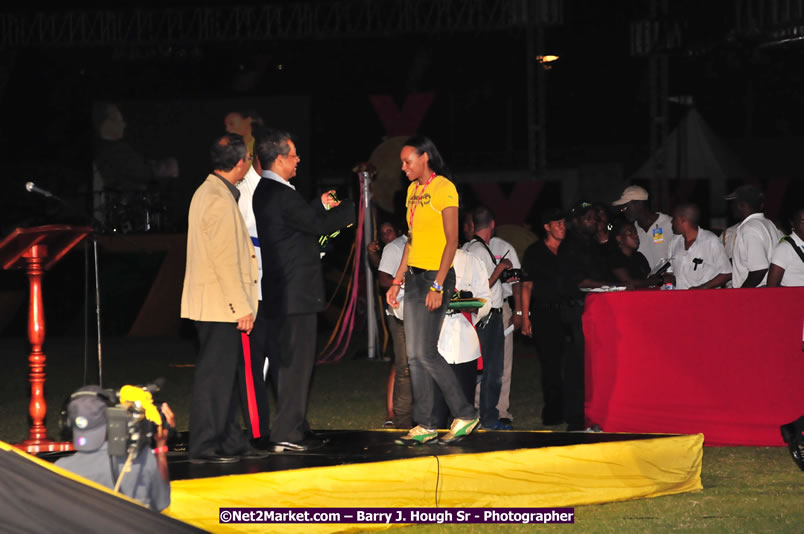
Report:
541,417,565,426
250,437,273,450
272,437,326,452
305,430,331,444
189,454,240,464
238,447,272,460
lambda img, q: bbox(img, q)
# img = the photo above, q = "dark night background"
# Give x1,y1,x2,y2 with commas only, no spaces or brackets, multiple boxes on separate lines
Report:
1,0,803,336
2,1,803,225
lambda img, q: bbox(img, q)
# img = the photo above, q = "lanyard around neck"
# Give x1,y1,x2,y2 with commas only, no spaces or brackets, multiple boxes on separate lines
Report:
408,172,436,233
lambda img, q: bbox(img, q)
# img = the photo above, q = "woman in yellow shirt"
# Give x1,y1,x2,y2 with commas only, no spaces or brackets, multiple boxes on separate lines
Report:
386,135,479,446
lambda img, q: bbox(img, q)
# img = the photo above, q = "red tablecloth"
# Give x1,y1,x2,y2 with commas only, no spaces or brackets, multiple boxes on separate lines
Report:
583,287,804,446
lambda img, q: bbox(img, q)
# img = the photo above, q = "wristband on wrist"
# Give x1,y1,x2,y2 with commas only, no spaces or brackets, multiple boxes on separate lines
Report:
153,446,168,455
515,310,523,316
429,286,444,294
392,279,403,286
431,281,443,292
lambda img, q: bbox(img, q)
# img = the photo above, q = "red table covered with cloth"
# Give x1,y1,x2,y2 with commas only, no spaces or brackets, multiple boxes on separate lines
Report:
583,287,804,446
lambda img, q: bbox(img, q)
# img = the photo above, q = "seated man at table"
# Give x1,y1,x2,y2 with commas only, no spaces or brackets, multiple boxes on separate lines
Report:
767,206,804,287
666,203,732,289
727,185,783,288
606,217,663,289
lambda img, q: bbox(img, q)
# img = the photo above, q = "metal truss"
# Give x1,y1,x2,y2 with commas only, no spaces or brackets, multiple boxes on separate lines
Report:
0,0,563,48
735,0,804,47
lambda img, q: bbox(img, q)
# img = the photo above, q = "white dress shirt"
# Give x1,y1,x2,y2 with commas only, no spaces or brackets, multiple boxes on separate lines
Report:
438,250,491,364
636,212,674,271
379,235,408,318
378,235,408,278
488,236,520,300
462,238,504,308
770,232,804,286
668,228,732,289
732,213,784,287
236,165,263,298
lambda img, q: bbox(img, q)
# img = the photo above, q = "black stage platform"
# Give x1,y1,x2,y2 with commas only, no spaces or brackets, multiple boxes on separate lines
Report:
163,429,678,481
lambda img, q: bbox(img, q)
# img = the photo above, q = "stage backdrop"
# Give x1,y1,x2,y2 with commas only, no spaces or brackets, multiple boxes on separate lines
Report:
583,287,804,446
91,96,312,233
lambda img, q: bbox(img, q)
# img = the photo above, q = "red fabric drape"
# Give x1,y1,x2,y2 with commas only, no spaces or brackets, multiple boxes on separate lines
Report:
583,287,804,446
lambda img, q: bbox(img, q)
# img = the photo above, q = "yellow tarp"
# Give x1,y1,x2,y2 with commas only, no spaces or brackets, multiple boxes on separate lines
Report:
166,433,703,533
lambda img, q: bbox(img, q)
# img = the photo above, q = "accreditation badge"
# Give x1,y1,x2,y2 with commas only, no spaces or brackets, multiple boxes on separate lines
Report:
652,227,664,244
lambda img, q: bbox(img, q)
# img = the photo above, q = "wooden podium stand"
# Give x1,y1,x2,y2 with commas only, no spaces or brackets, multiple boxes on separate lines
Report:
0,225,92,453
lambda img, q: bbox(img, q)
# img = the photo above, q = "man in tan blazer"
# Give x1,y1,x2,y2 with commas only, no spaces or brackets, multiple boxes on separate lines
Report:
181,132,265,463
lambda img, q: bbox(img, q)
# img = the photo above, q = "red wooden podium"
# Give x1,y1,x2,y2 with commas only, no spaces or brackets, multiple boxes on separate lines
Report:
0,225,92,453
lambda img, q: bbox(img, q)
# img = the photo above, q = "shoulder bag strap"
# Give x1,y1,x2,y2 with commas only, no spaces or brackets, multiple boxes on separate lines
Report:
783,236,804,264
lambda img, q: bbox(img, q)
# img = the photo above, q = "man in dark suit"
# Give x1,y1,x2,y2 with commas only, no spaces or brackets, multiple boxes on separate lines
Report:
253,129,354,452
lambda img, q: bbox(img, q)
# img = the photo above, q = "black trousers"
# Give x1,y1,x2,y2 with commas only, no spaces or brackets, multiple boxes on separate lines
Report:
387,314,413,429
560,305,586,429
237,301,275,441
532,307,565,424
189,321,249,458
269,312,317,443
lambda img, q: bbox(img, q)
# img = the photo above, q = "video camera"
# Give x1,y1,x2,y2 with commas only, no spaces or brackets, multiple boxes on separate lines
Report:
60,379,171,457
107,380,170,457
499,268,523,283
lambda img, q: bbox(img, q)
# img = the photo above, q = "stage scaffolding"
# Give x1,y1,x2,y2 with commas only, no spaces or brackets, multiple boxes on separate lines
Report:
0,0,562,47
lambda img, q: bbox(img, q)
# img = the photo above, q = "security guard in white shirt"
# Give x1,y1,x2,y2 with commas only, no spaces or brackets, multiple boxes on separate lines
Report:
767,206,804,287
667,204,732,289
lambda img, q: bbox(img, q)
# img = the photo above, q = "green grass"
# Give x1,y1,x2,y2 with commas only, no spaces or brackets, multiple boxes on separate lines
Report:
1,335,801,533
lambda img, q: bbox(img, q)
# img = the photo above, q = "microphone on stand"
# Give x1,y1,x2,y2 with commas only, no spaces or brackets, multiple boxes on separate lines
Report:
25,181,62,201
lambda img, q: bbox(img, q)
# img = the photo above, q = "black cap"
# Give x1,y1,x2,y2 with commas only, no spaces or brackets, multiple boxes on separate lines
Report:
539,208,566,226
67,386,109,451
569,201,593,218
725,185,763,204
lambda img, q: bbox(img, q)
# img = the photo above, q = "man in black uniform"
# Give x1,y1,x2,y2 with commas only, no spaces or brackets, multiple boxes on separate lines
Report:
522,205,613,431
520,208,567,427
556,202,614,430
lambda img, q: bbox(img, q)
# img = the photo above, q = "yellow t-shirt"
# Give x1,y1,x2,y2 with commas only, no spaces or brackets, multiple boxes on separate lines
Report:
405,175,459,270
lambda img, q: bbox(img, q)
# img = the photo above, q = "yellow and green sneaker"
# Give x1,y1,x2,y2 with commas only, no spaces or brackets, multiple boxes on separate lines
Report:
439,417,479,444
395,425,438,446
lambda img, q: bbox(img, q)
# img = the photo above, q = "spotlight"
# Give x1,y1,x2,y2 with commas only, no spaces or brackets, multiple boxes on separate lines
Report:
535,55,559,63
535,55,559,71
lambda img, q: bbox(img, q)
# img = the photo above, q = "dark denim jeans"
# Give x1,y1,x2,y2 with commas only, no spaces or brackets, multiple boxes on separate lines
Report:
476,309,505,426
403,267,475,428
387,314,413,428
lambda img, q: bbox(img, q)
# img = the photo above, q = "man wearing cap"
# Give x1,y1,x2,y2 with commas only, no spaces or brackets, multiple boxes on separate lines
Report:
55,386,171,512
613,185,673,272
557,202,614,430
667,203,732,289
726,185,783,288
520,209,567,426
